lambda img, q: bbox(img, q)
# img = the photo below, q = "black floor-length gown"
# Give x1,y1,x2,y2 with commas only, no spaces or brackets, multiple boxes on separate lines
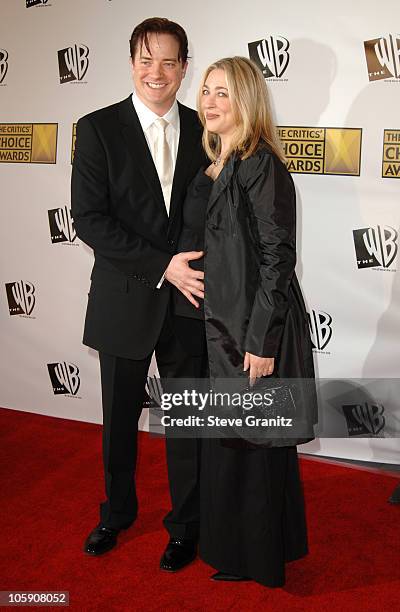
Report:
174,166,309,588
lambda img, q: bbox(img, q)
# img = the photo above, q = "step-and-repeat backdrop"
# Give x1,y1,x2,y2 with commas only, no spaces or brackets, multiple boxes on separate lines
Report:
1,0,399,463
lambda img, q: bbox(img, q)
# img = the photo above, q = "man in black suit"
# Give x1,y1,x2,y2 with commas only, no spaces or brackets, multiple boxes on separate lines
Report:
71,17,207,571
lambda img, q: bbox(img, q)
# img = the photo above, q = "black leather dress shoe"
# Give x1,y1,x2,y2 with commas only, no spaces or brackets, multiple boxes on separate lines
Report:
211,571,250,582
388,483,400,504
83,524,120,556
159,538,197,572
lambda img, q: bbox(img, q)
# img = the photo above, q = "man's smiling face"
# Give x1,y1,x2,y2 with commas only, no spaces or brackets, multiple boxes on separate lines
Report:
131,32,187,116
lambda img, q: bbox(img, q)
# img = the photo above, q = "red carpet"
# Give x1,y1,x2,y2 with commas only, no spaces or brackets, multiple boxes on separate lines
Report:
0,407,399,611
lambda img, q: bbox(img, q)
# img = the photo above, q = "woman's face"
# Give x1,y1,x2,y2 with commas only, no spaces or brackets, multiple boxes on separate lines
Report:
201,68,236,138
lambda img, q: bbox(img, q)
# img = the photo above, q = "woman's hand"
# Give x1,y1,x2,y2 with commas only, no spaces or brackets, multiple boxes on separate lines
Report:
243,352,274,385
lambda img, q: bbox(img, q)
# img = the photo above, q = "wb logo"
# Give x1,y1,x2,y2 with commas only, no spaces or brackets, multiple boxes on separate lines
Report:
0,49,8,84
47,362,80,396
5,281,36,316
26,0,49,7
308,310,332,351
58,44,89,84
343,403,385,436
145,376,163,408
248,36,290,78
353,225,398,269
48,207,76,244
364,34,400,81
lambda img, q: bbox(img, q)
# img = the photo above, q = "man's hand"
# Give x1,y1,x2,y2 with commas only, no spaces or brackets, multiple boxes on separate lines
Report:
243,352,274,386
165,251,204,307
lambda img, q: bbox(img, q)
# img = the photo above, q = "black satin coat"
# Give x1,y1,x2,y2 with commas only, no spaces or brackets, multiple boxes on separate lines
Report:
204,147,317,444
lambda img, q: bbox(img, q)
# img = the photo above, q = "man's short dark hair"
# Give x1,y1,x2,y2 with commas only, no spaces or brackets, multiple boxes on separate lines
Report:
130,17,189,64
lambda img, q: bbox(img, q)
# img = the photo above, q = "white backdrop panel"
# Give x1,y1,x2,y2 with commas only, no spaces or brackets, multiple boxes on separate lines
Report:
1,0,399,461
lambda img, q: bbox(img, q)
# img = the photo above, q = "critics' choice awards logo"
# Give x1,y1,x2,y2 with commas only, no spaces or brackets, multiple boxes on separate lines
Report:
48,206,77,244
277,127,362,175
0,49,8,85
26,0,50,7
0,124,57,164
342,403,385,436
308,310,332,352
47,362,80,396
5,281,36,316
382,130,400,178
248,36,290,80
353,225,398,270
364,34,400,81
58,44,89,84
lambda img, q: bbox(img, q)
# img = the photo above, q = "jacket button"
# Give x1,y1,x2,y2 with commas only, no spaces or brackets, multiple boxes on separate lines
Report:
168,239,175,246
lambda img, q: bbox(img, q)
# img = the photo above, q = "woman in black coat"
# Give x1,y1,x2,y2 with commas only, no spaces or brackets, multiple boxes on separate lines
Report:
174,56,316,587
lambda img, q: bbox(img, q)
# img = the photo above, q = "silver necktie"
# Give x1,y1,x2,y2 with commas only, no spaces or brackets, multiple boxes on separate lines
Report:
153,117,173,190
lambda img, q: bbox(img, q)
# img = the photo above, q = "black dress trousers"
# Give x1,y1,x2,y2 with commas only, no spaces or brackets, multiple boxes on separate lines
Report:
98,307,207,537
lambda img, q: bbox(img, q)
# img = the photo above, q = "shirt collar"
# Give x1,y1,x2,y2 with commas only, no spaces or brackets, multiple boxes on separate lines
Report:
131,91,179,132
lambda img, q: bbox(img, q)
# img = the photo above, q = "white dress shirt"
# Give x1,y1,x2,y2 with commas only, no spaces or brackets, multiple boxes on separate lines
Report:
131,92,180,287
131,91,180,215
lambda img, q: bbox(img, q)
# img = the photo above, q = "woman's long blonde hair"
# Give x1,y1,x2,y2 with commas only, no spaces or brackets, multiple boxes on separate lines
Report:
197,56,285,162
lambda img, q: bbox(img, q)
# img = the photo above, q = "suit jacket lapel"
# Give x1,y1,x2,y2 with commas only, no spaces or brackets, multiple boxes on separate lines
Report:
118,96,167,218
168,103,202,230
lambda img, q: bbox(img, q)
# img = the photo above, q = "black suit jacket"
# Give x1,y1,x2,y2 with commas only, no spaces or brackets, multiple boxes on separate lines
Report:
71,95,206,359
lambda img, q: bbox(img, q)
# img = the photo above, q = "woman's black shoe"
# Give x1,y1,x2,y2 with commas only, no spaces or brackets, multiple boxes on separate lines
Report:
211,571,250,581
